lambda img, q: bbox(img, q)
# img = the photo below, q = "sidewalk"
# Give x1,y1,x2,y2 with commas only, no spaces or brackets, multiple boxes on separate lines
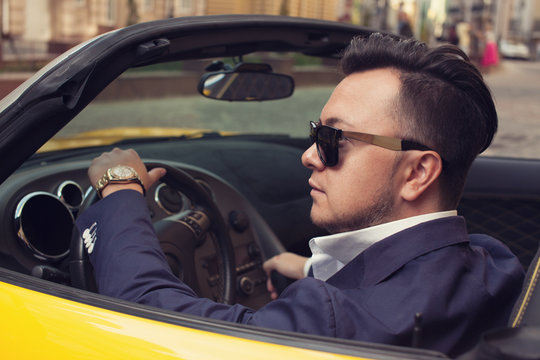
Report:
482,59,540,159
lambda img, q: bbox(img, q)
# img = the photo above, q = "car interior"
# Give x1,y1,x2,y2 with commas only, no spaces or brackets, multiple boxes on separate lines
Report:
0,15,539,359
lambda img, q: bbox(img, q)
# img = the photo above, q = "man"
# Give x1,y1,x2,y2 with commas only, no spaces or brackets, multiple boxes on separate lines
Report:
76,34,523,357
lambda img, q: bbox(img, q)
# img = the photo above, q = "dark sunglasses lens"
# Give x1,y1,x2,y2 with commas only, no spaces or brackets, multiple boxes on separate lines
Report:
316,126,338,166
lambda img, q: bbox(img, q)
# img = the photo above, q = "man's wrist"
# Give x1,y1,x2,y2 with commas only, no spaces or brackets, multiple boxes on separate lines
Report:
101,183,145,198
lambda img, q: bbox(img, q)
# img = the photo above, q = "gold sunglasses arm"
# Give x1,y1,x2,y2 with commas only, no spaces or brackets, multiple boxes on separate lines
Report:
341,131,403,151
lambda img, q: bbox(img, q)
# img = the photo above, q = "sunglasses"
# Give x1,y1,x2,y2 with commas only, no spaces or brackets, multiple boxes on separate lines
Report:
309,121,438,167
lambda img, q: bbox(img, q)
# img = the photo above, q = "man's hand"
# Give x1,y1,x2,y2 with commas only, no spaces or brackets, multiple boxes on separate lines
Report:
88,148,166,198
263,252,308,300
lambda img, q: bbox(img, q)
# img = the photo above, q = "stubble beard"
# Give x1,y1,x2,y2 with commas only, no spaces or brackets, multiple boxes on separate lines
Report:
311,164,398,234
311,153,402,234
313,187,395,234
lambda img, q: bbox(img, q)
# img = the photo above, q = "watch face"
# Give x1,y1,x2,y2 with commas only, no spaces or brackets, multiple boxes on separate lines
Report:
111,165,135,179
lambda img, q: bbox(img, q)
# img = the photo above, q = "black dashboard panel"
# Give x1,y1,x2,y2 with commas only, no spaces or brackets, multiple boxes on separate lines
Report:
20,137,323,254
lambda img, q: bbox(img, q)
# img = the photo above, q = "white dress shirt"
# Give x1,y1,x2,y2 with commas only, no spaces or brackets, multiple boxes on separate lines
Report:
305,210,458,281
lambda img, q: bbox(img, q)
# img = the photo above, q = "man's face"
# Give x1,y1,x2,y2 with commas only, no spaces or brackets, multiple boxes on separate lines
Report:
302,68,404,233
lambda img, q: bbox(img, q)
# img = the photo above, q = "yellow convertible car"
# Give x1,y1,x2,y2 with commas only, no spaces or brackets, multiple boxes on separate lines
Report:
0,15,538,359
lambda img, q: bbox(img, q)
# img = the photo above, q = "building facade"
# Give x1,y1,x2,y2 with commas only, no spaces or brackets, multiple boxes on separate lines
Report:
1,0,538,63
0,0,340,62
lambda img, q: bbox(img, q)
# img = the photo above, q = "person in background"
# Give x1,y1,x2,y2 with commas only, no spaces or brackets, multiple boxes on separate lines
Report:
456,19,472,55
481,21,500,72
397,2,414,38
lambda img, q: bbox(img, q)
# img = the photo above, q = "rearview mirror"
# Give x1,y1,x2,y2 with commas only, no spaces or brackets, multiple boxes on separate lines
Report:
198,63,294,101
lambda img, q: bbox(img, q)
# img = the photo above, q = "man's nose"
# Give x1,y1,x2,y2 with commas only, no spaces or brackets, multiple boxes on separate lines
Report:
302,143,325,170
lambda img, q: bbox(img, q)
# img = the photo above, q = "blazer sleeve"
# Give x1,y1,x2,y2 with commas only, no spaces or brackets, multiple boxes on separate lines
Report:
75,190,337,336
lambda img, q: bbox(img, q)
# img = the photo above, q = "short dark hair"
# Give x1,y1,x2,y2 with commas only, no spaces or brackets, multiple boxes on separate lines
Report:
339,33,497,208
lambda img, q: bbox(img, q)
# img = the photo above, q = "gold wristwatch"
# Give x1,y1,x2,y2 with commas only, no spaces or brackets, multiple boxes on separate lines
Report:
95,165,145,198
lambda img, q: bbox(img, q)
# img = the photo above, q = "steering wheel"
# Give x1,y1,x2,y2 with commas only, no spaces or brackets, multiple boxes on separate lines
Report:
70,162,237,304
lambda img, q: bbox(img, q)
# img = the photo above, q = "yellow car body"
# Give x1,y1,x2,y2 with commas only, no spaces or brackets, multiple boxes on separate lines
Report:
39,128,236,153
1,279,369,359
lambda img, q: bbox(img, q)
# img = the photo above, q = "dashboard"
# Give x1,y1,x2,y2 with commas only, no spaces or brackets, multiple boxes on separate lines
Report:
0,147,299,309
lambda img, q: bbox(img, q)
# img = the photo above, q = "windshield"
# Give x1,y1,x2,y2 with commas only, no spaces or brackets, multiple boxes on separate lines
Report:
52,52,539,160
54,53,336,144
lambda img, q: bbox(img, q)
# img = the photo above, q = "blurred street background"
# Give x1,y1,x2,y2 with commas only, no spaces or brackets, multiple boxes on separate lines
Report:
1,0,539,66
482,59,540,159
1,0,539,159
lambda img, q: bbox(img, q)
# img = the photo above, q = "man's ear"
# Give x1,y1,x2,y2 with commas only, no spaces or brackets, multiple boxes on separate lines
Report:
400,152,443,202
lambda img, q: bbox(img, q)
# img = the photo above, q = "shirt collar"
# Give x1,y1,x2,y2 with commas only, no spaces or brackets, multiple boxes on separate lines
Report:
309,210,458,266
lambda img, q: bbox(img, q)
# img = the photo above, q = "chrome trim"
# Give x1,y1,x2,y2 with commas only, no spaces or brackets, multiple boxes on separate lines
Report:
154,183,191,215
57,180,84,209
14,191,74,261
84,186,95,199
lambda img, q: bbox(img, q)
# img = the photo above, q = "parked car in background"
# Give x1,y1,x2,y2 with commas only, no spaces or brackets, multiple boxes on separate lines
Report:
500,39,530,59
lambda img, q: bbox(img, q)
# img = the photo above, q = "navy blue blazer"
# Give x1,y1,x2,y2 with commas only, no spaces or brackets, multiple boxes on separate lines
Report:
76,190,524,357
